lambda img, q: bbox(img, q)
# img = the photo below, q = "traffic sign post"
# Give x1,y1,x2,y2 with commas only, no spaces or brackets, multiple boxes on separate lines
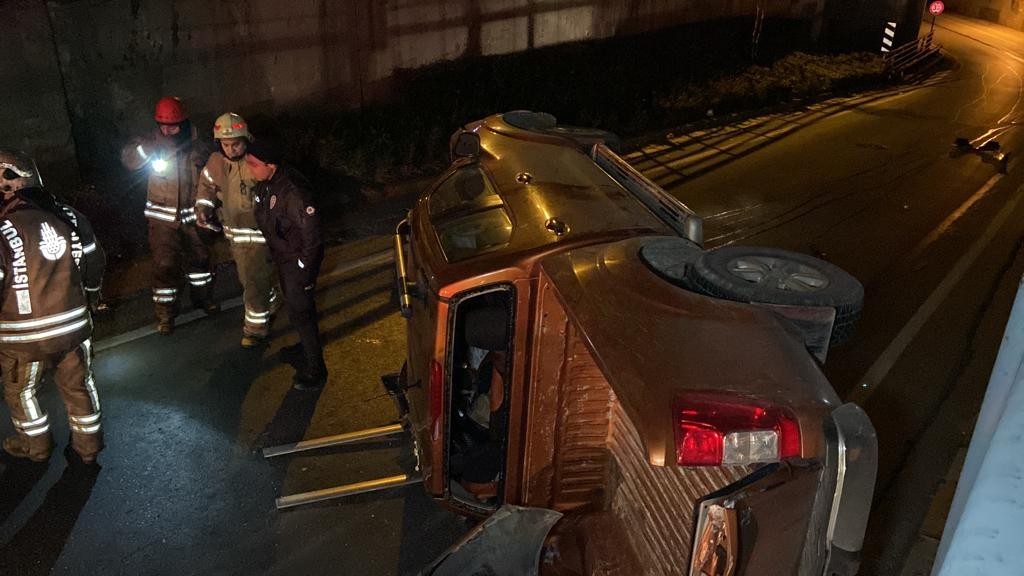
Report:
928,1,944,35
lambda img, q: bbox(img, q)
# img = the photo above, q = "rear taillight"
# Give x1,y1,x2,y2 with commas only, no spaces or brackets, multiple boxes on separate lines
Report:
674,394,801,466
429,359,444,441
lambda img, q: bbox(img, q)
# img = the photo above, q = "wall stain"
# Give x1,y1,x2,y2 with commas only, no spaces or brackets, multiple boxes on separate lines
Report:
172,9,180,49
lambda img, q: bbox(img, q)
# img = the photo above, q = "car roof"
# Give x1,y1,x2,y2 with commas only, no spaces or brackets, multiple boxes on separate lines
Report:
425,113,676,272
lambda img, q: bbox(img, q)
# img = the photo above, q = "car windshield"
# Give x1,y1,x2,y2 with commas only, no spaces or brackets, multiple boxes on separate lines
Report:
430,167,513,262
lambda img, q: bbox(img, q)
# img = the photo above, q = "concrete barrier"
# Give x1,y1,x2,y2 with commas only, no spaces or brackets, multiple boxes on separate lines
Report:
932,275,1024,575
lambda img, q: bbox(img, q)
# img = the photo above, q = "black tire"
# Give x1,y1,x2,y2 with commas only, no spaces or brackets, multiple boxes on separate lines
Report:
687,246,864,345
639,237,705,286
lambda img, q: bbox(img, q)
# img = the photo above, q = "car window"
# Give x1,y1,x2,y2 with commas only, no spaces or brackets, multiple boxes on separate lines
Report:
430,167,512,262
430,168,501,217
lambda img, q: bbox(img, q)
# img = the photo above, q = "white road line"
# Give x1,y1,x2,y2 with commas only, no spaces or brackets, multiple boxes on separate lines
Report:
848,176,1017,406
906,174,1002,263
95,249,394,353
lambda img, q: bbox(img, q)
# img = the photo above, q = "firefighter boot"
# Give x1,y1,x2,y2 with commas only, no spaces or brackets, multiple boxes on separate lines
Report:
3,433,54,463
67,431,103,466
241,332,265,348
196,299,220,316
157,318,174,336
155,303,176,335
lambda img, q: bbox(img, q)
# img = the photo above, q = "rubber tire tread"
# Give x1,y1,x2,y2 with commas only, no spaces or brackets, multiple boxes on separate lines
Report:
687,246,864,346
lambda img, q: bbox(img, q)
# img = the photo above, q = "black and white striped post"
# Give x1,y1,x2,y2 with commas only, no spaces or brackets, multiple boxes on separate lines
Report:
880,21,897,52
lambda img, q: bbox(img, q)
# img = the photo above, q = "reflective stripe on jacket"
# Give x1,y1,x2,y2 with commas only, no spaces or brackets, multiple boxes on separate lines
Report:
121,126,206,227
197,151,263,245
58,203,106,294
0,199,91,357
224,226,266,245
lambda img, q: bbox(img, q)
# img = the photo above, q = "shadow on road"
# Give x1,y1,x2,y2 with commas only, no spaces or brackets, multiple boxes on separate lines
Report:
0,456,48,526
0,461,99,576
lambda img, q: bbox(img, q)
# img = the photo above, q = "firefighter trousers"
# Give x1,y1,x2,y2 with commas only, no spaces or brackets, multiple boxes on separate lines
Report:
1,342,103,460
232,243,276,337
148,221,214,321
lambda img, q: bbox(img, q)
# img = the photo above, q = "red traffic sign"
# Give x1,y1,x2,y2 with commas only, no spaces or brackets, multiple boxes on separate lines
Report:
929,1,945,15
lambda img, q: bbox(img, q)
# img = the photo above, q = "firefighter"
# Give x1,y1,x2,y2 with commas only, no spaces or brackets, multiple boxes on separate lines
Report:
121,96,218,335
0,149,105,464
246,140,328,390
196,112,277,347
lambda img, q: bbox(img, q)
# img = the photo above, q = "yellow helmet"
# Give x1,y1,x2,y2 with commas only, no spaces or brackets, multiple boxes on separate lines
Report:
213,112,252,141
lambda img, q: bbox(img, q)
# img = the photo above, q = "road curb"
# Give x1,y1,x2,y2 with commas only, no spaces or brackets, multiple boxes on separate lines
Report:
94,248,393,352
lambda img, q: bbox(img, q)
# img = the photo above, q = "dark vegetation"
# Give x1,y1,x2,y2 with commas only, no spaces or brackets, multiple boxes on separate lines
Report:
79,17,889,276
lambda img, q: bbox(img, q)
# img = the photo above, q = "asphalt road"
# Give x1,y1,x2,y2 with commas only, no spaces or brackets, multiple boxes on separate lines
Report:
2,12,1022,576
628,14,1024,575
0,237,468,576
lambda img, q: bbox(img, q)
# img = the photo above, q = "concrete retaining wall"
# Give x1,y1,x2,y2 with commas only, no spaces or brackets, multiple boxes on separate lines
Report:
41,0,822,178
944,0,1024,30
1,0,78,188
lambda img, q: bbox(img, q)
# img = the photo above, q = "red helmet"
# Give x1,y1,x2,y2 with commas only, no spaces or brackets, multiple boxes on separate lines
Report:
154,96,188,124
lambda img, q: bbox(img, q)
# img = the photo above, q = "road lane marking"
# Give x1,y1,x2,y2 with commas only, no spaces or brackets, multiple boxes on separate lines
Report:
906,174,1002,263
95,248,394,353
848,176,1017,406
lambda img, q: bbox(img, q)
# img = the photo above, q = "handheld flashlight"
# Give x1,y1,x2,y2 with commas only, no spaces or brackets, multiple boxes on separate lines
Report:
152,158,169,173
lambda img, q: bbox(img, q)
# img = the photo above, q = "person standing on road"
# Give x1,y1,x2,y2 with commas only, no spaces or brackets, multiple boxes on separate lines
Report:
0,149,105,465
196,112,278,347
246,139,328,390
120,96,218,335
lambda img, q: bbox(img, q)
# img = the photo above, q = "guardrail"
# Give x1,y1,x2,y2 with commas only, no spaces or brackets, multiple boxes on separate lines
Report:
931,275,1024,575
884,31,942,78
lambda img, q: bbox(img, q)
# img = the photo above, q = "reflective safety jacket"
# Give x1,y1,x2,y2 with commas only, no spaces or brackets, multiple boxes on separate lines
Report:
196,151,265,245
0,194,102,357
121,126,207,227
57,201,105,298
253,166,324,286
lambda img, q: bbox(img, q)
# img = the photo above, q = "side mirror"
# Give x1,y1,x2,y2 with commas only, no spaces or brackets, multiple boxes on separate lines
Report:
450,130,481,161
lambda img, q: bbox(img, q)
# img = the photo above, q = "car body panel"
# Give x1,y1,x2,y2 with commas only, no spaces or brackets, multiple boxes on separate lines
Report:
398,112,875,575
536,236,840,465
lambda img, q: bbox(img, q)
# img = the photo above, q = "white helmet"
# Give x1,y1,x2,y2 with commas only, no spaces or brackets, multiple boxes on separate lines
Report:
0,149,43,194
213,112,252,141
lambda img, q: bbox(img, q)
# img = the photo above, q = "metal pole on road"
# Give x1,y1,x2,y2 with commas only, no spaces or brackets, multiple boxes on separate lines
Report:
262,423,405,458
275,474,422,510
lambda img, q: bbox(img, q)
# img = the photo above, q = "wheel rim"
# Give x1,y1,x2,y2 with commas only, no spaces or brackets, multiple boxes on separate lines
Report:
725,256,830,292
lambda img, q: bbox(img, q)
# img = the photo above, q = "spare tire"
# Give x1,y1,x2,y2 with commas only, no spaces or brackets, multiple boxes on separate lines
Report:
687,246,864,345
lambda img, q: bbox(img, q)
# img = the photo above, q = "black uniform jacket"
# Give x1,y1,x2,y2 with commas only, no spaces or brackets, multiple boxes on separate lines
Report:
253,166,324,286
0,191,104,357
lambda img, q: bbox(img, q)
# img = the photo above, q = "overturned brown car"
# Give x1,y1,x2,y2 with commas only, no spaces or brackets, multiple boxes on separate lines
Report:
391,111,877,576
